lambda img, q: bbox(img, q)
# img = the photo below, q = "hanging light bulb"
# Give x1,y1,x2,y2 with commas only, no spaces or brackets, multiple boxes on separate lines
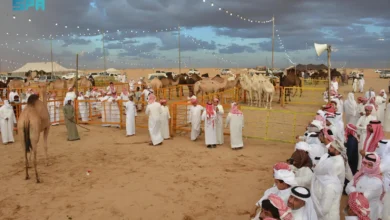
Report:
13,15,16,19
28,19,31,22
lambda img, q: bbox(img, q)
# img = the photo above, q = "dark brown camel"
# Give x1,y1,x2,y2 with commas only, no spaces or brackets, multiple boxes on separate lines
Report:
278,69,302,103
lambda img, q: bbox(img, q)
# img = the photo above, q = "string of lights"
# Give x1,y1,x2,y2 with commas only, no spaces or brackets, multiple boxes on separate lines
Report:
201,0,273,24
275,27,296,65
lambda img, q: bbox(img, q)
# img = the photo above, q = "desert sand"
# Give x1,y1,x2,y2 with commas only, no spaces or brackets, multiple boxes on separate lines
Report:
0,68,389,220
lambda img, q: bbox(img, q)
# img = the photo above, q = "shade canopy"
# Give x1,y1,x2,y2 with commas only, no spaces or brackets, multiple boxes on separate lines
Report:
12,62,73,74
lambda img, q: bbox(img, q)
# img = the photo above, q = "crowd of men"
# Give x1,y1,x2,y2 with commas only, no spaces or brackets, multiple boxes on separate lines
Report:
251,83,390,219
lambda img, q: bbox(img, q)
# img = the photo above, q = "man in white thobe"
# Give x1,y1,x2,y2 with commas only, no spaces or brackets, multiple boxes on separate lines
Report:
187,91,197,123
377,140,390,220
225,102,244,149
346,153,383,220
287,186,318,220
48,93,60,126
129,79,135,92
311,140,346,220
288,142,314,188
344,92,358,125
375,89,386,123
160,99,171,140
356,105,377,169
331,77,338,93
189,98,203,141
99,92,111,127
145,94,163,146
359,77,365,93
365,87,375,99
77,92,89,123
0,100,16,144
213,98,224,145
202,102,217,148
8,89,19,102
352,78,358,93
125,96,137,136
109,93,121,128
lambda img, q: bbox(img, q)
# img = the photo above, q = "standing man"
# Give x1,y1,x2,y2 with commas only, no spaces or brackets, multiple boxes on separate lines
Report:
225,102,244,150
106,82,116,95
64,86,77,106
331,76,338,93
77,92,89,123
356,106,377,169
8,89,19,102
0,100,16,145
187,91,197,123
201,101,217,148
359,77,365,93
365,87,375,99
362,120,384,153
63,98,80,141
189,98,203,141
375,90,387,122
125,95,137,137
213,98,224,145
145,94,163,146
160,99,171,140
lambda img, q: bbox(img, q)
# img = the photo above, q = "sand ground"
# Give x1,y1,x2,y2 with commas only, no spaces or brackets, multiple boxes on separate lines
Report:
0,68,388,220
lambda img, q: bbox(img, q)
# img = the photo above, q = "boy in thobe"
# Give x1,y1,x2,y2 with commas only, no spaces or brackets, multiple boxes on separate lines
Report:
145,94,163,146
225,102,244,149
77,92,89,123
160,99,171,140
48,93,60,126
213,98,224,145
189,98,203,141
356,105,377,169
125,96,137,136
0,100,16,144
201,102,217,148
375,89,386,122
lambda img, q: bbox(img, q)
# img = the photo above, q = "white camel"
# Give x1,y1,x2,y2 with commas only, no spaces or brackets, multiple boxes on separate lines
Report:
258,75,275,109
250,74,264,107
239,74,254,106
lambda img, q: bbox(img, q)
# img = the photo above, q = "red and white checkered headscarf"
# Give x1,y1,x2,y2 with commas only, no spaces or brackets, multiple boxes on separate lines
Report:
345,123,359,143
348,192,370,220
273,162,291,172
268,194,293,220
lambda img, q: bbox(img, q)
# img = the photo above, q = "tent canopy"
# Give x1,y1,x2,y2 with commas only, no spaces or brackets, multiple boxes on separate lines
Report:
12,62,73,75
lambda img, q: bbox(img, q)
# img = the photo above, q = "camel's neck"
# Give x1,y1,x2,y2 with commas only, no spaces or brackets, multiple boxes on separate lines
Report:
41,86,47,106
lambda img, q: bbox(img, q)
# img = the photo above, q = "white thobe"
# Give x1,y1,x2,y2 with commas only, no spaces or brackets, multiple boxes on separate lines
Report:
129,81,135,91
189,105,203,141
376,95,386,123
308,143,327,165
345,217,358,220
359,79,365,92
142,89,150,102
120,93,129,107
346,175,384,220
145,102,163,145
201,111,217,145
344,99,358,125
109,97,121,128
215,104,224,145
384,104,390,132
77,96,89,122
125,101,137,135
0,106,16,143
225,113,244,148
331,81,338,92
160,106,170,139
352,79,358,92
293,166,313,189
365,91,376,99
48,98,60,125
291,208,305,220
311,155,344,220
100,96,110,127
356,114,377,169
383,191,390,220
187,95,197,123
357,103,365,116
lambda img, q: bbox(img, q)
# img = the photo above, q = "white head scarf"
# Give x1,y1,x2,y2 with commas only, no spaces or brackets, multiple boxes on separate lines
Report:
0,100,14,118
310,120,324,130
274,169,297,186
295,141,310,152
64,97,73,104
290,186,318,220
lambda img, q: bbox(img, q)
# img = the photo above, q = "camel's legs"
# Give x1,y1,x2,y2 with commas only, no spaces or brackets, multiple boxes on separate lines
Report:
32,144,40,183
25,150,30,180
43,127,50,166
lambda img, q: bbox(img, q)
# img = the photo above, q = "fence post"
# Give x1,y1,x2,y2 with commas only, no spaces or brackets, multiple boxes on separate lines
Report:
171,103,177,135
265,110,270,140
281,87,285,107
119,100,123,129
74,99,79,124
292,112,297,143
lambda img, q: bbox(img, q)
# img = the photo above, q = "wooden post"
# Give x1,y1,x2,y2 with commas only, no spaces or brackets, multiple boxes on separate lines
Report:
75,54,79,95
327,46,331,103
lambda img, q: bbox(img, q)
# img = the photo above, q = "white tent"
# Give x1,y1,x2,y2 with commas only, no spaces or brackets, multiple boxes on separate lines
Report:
106,68,121,74
12,62,73,76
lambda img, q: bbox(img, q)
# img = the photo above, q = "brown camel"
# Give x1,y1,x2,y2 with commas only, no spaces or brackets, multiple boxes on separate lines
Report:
211,75,224,83
194,78,228,96
278,69,302,103
17,86,50,183
8,79,25,90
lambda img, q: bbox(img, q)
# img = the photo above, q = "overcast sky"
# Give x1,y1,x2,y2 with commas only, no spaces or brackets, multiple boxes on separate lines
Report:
0,0,389,71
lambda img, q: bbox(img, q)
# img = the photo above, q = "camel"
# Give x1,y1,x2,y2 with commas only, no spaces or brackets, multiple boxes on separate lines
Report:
194,77,228,97
278,68,302,103
150,78,163,97
259,76,275,109
173,74,201,97
250,74,264,107
17,86,50,183
211,75,224,83
239,74,253,106
8,79,25,90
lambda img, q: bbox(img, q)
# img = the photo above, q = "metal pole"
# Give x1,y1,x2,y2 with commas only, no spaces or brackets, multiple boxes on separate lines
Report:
178,24,181,74
102,30,106,72
76,54,79,95
327,46,331,103
272,16,275,70
51,37,54,75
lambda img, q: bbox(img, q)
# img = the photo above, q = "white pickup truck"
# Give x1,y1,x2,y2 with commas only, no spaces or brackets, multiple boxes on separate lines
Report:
188,69,200,75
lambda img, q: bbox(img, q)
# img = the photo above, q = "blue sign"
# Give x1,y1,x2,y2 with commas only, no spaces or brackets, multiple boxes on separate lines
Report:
13,0,45,11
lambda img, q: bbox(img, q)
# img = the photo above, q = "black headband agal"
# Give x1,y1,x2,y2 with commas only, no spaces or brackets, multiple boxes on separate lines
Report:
379,140,388,144
365,154,377,162
369,120,381,125
291,186,311,198
327,130,333,135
